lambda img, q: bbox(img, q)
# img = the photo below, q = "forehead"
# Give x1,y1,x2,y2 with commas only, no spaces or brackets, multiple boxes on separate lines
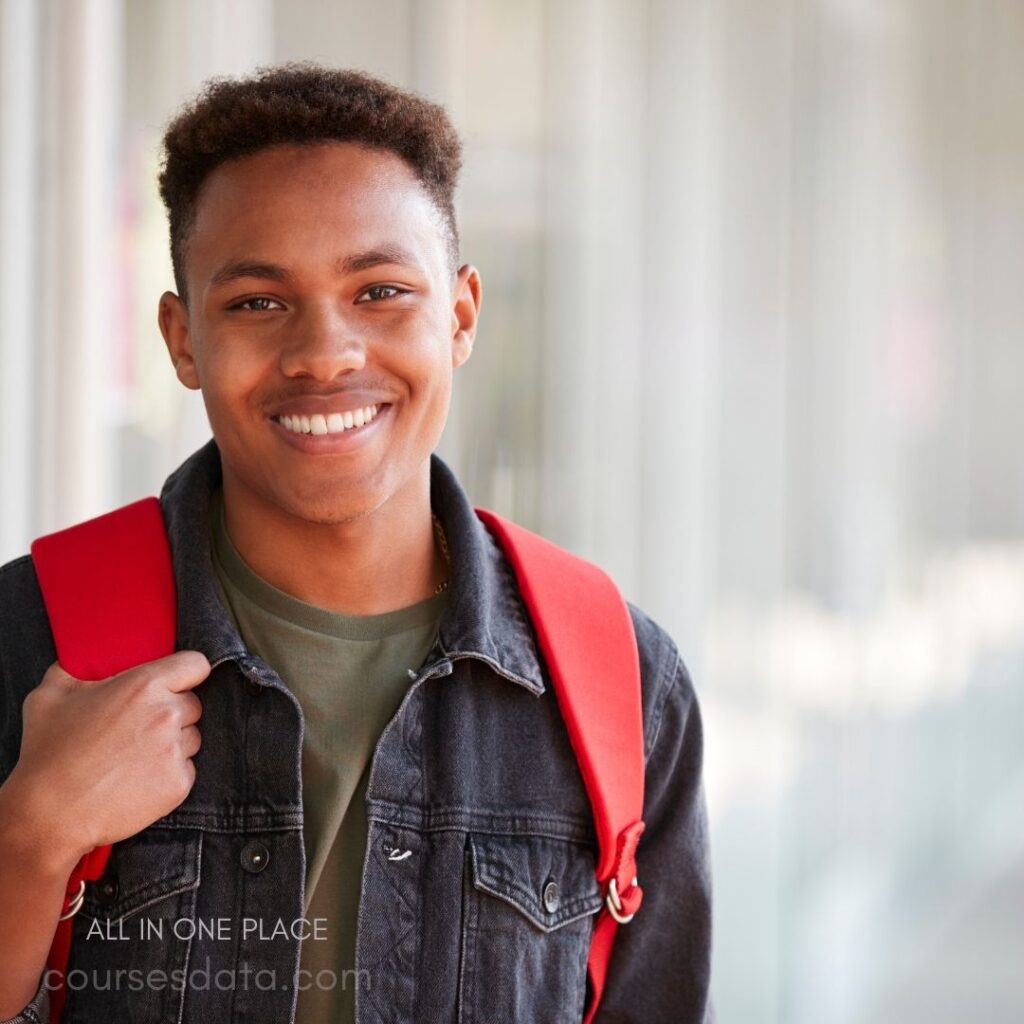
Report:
186,142,446,285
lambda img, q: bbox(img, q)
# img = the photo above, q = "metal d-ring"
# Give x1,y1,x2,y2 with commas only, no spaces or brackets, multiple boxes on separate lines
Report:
605,875,639,925
58,879,86,921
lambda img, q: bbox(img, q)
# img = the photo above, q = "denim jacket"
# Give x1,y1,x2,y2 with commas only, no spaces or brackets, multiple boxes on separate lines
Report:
0,438,713,1023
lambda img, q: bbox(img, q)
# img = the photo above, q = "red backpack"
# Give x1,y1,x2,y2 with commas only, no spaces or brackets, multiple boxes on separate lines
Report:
30,496,646,1024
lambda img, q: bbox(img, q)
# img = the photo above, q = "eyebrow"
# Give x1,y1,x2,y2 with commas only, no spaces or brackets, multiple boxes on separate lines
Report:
210,260,291,288
340,245,422,275
209,245,424,288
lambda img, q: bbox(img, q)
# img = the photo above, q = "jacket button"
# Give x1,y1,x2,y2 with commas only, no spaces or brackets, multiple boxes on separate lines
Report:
94,873,119,907
542,880,561,913
240,840,270,873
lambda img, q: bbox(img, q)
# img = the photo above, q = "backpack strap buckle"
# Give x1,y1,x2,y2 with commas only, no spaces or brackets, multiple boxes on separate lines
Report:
603,820,645,924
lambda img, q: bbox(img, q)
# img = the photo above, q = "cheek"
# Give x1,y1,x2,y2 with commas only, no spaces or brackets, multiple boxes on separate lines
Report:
192,337,271,440
199,331,267,392
383,318,453,390
408,348,454,410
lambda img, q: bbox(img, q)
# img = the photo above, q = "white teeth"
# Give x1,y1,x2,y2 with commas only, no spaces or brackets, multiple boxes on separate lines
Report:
277,404,382,436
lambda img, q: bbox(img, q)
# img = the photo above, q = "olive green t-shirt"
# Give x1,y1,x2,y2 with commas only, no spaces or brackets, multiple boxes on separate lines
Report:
207,488,447,1023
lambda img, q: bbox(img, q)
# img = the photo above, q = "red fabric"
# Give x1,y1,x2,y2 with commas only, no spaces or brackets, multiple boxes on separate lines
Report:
31,498,176,1024
474,507,645,1023
585,910,619,1024
30,497,177,682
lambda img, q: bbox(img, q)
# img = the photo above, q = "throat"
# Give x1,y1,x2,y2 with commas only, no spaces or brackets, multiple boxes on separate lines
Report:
217,482,445,616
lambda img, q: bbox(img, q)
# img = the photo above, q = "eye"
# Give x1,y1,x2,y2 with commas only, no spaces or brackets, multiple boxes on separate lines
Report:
231,296,284,312
355,284,408,304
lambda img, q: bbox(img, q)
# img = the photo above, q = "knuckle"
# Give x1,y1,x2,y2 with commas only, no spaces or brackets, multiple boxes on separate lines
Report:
153,703,178,729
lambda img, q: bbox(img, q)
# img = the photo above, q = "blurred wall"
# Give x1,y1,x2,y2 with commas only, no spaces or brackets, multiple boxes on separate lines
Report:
2,1,1023,1021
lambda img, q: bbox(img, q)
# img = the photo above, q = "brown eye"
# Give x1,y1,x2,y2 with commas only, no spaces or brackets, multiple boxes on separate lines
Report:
234,297,282,312
356,285,407,303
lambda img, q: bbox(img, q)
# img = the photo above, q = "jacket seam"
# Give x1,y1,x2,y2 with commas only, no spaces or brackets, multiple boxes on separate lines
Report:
365,805,596,842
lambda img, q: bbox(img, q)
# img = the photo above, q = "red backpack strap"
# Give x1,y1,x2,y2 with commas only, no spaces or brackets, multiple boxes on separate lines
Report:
474,507,645,1023
29,497,176,1024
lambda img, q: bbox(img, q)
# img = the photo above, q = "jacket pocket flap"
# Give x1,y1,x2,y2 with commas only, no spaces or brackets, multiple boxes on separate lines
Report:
468,832,602,933
80,827,202,922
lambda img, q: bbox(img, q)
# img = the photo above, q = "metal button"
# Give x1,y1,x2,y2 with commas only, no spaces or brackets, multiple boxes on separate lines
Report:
542,880,561,913
240,840,270,873
94,873,119,907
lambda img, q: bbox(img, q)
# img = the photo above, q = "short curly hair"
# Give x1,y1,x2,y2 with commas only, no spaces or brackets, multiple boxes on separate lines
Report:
157,62,463,305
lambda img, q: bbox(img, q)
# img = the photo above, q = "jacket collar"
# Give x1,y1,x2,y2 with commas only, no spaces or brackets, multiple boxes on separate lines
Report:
158,438,545,696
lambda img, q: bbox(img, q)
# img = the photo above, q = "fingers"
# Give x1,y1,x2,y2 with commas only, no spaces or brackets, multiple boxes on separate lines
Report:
180,757,197,797
178,692,203,726
180,724,202,759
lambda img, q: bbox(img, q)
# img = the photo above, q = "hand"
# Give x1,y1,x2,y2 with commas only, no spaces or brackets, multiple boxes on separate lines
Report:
6,650,211,863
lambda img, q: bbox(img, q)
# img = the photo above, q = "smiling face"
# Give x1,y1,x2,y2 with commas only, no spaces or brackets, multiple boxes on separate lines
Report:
158,142,481,526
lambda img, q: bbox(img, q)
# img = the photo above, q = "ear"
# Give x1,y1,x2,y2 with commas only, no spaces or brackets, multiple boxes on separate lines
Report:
450,264,482,369
158,291,201,390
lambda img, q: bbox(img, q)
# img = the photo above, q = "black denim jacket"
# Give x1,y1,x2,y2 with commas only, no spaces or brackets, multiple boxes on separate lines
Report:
0,438,713,1023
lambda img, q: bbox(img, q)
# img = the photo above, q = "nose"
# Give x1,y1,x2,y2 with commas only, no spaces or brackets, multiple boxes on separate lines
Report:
278,301,367,381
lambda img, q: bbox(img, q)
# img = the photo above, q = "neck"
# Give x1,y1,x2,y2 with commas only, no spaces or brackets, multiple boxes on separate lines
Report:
218,464,446,616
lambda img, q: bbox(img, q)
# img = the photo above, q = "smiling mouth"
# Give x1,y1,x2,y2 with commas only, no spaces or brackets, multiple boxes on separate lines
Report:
271,402,390,436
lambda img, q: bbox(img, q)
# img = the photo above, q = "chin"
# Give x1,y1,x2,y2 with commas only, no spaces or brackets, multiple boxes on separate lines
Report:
272,491,366,525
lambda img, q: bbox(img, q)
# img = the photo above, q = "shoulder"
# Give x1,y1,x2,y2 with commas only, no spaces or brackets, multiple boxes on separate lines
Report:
0,552,41,602
0,554,57,776
624,600,700,765
0,553,53,659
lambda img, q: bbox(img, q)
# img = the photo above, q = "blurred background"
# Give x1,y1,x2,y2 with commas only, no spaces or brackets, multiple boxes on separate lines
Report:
2,1,1022,1021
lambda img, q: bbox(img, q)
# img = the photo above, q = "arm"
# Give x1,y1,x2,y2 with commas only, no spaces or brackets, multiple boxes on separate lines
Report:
0,585,71,1023
0,649,208,1021
0,768,83,1020
593,646,714,1023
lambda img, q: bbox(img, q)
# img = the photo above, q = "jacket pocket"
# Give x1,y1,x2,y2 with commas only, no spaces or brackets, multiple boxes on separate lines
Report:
63,828,203,1024
458,832,603,1024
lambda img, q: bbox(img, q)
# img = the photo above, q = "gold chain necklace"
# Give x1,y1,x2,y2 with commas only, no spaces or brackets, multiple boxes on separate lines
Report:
431,513,450,594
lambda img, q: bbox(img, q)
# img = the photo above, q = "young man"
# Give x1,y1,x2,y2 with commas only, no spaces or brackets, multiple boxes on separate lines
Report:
0,64,713,1023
